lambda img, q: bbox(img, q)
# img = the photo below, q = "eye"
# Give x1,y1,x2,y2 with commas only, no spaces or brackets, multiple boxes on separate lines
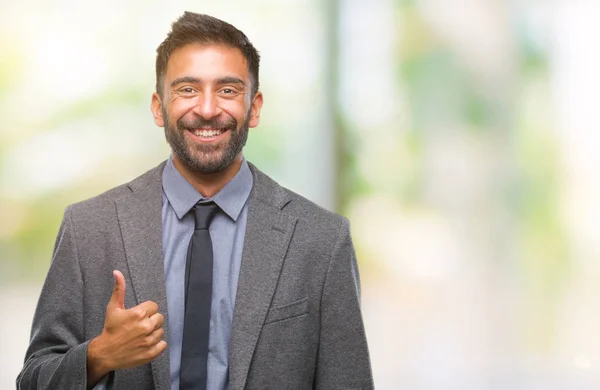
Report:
176,86,198,96
220,88,238,96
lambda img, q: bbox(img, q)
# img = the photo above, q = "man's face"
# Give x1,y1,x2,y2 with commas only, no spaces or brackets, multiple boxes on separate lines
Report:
151,43,263,174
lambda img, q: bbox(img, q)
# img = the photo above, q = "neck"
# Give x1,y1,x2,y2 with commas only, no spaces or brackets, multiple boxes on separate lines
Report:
172,154,243,198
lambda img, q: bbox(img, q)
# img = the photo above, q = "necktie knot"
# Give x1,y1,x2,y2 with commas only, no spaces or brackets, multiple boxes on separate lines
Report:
194,202,220,230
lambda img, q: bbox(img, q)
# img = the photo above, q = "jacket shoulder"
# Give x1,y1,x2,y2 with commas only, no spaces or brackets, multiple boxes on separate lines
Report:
248,162,346,229
66,161,166,216
282,187,346,227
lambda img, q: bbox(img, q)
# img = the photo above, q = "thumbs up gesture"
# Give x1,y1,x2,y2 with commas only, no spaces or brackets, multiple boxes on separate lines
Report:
86,271,167,386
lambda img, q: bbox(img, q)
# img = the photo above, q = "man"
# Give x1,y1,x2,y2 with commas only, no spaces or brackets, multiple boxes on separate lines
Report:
18,11,373,390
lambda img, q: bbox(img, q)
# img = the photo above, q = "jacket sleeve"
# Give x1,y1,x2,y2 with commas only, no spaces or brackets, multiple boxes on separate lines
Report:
17,206,92,389
314,217,374,389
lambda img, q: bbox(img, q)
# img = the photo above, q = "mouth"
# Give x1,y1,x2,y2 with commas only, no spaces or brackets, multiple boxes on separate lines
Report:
187,128,228,142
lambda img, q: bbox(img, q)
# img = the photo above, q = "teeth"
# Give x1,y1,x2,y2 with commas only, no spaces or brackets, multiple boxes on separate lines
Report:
193,129,223,137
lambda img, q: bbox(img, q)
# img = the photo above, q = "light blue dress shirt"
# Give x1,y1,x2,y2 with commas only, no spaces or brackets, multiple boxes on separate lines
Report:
161,156,252,390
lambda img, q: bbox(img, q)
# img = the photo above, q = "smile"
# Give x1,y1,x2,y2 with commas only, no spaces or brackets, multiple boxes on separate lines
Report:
188,128,228,141
192,128,225,137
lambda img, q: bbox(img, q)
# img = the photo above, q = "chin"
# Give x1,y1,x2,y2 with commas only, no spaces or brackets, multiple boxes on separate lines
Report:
189,156,230,174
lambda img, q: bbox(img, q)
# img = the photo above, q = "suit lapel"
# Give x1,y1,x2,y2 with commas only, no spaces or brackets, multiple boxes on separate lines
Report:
115,162,171,390
229,165,297,390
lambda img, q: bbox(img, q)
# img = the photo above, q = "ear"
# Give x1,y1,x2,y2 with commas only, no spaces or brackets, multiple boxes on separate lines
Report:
248,91,263,128
151,92,165,127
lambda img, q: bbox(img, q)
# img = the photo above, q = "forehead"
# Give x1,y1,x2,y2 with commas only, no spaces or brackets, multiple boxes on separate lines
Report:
165,43,249,82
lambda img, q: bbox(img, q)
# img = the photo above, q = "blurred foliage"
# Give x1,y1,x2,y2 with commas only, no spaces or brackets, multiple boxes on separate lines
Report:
0,2,569,303
0,40,22,95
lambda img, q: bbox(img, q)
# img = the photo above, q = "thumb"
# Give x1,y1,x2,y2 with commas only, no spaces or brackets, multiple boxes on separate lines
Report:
108,270,126,310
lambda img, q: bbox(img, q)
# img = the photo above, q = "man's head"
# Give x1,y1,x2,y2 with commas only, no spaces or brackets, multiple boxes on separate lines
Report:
155,12,260,98
151,12,263,175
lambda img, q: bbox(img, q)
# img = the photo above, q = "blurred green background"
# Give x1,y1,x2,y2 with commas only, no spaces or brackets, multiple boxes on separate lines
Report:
2,1,599,388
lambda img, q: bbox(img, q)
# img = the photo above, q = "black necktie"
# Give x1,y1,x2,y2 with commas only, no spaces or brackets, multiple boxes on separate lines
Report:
180,202,220,390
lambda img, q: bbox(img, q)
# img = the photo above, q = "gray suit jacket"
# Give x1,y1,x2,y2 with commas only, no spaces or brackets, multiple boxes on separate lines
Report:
17,162,373,390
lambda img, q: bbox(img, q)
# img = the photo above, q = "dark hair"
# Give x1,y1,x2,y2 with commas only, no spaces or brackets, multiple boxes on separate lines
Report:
155,12,260,97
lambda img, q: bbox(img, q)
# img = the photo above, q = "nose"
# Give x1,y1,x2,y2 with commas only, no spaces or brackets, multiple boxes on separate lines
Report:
193,91,221,120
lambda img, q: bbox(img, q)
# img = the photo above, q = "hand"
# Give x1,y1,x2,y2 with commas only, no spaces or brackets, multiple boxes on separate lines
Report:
87,270,167,386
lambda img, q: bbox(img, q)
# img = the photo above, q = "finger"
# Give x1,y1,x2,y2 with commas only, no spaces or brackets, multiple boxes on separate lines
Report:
129,301,159,321
143,340,168,362
108,270,126,310
137,300,159,317
145,327,165,346
141,338,167,364
149,312,164,330
152,340,168,357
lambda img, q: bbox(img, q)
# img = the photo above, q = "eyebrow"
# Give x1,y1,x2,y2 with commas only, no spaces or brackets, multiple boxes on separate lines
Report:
216,77,245,87
170,76,201,88
170,76,246,88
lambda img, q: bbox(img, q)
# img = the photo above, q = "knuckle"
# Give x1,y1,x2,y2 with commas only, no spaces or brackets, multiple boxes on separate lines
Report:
154,341,167,355
152,328,163,341
142,322,154,334
153,315,164,328
133,307,146,319
143,335,154,347
146,344,160,358
149,329,163,343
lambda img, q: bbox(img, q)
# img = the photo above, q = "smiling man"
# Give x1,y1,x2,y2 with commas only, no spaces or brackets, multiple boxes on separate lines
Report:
18,12,373,390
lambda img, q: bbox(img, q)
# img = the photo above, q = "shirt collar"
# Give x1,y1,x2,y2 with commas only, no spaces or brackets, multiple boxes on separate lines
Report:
162,155,253,222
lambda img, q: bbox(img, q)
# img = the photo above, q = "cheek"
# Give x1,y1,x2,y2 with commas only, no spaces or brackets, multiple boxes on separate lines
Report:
222,101,249,121
171,95,200,111
166,102,195,125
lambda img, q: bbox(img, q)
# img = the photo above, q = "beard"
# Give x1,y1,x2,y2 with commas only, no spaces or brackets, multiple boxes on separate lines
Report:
163,108,250,174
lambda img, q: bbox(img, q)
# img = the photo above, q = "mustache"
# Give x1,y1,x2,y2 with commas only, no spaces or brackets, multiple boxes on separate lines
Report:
177,116,237,131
